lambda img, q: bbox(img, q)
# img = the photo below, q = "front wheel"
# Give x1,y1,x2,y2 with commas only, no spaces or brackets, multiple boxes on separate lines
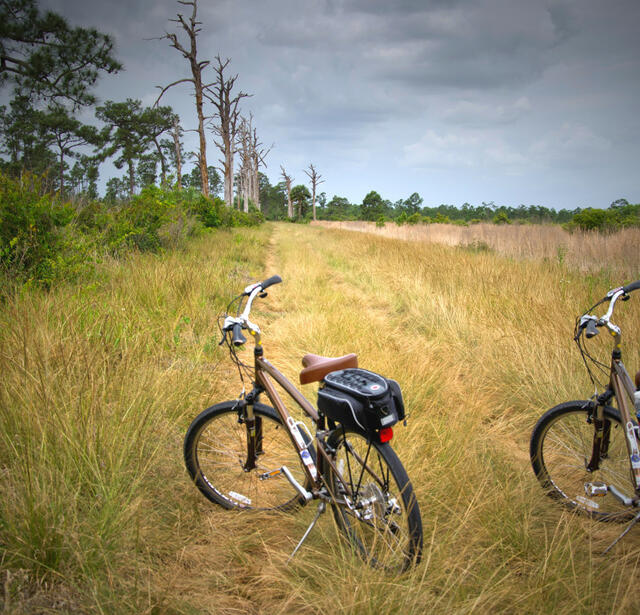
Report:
184,401,311,511
530,400,635,521
324,428,423,572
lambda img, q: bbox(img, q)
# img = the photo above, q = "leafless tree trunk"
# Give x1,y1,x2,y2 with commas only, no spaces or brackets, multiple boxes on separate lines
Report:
237,117,250,212
156,0,214,197
237,115,270,212
304,163,324,221
280,165,293,218
171,116,183,189
207,56,249,208
251,124,270,211
153,138,168,186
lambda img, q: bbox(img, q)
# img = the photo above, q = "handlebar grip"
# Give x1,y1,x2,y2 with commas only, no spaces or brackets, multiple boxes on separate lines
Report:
231,323,247,347
623,280,640,294
585,319,600,339
260,275,282,291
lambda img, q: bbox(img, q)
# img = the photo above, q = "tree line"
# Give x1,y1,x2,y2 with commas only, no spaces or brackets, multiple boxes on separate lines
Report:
255,179,639,231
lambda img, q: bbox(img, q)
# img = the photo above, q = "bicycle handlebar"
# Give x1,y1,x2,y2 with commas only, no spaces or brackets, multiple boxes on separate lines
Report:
623,280,640,294
585,318,599,339
222,275,283,345
231,323,247,347
260,275,282,291
576,280,639,341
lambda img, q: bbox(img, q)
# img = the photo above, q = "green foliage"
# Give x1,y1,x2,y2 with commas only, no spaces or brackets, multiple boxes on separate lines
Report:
96,99,176,197
567,202,640,232
290,184,311,220
493,211,511,225
0,173,262,287
395,211,407,226
360,190,384,221
0,0,122,108
375,215,385,228
0,172,74,285
406,212,422,225
402,192,423,215
182,165,222,196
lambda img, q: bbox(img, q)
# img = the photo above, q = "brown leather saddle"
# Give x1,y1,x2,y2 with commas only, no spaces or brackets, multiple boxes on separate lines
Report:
299,353,358,385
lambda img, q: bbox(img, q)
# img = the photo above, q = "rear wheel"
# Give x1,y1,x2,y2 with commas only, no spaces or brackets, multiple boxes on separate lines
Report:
530,401,635,521
324,428,423,572
184,401,311,511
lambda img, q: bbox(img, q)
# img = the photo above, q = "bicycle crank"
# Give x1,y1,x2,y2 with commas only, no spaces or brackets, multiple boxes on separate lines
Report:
259,465,312,502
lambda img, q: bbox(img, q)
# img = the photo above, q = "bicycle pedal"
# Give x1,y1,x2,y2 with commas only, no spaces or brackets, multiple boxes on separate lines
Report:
259,468,283,480
585,481,608,497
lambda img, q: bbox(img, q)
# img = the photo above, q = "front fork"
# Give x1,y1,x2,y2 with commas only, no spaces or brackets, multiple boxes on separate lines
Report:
238,385,264,472
587,369,640,494
586,391,614,473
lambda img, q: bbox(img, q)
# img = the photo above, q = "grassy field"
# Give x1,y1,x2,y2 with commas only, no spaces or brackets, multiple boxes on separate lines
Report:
1,222,640,614
314,220,640,280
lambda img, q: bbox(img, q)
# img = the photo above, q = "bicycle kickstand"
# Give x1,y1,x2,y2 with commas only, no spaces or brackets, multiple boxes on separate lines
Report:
603,509,640,555
287,501,326,563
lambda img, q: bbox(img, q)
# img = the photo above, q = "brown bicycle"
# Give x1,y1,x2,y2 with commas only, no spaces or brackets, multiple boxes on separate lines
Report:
183,275,423,571
530,280,640,552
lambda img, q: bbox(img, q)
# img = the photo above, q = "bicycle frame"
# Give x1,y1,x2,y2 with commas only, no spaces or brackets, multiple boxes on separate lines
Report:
240,339,359,502
587,292,640,494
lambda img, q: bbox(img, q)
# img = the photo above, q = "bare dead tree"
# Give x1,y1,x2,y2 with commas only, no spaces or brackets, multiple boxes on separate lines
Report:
251,124,271,211
237,118,251,212
280,165,293,218
206,56,249,207
304,163,325,221
155,0,214,197
171,116,183,189
237,115,271,212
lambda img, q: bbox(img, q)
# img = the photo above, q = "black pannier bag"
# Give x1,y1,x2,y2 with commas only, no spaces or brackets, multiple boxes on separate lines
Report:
317,368,405,435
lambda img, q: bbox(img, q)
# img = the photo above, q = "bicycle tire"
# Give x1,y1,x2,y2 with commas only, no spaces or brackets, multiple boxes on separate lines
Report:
324,428,423,572
530,400,636,521
184,400,313,511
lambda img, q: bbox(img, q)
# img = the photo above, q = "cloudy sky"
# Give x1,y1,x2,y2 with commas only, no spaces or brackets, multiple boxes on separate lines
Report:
40,0,640,209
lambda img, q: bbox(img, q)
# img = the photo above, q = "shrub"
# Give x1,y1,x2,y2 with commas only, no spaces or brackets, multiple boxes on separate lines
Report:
407,212,422,225
376,215,386,228
0,172,75,285
493,212,511,225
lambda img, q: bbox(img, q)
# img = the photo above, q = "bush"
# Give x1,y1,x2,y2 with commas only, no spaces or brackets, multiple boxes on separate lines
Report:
407,212,422,225
0,175,264,287
567,202,640,232
493,212,511,225
376,215,386,228
0,172,75,286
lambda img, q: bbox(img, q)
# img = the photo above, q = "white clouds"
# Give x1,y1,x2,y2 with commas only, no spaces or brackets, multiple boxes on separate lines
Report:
530,123,612,162
441,97,532,126
402,129,526,170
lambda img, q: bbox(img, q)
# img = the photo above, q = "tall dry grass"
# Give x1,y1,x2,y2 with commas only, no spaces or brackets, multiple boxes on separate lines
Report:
314,220,640,280
1,222,640,613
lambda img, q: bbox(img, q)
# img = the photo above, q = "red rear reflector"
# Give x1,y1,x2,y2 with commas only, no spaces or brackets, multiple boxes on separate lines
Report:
379,427,393,443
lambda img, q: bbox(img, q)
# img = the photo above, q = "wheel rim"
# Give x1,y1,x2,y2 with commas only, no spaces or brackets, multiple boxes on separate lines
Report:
538,409,633,519
193,410,308,510
329,431,417,571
